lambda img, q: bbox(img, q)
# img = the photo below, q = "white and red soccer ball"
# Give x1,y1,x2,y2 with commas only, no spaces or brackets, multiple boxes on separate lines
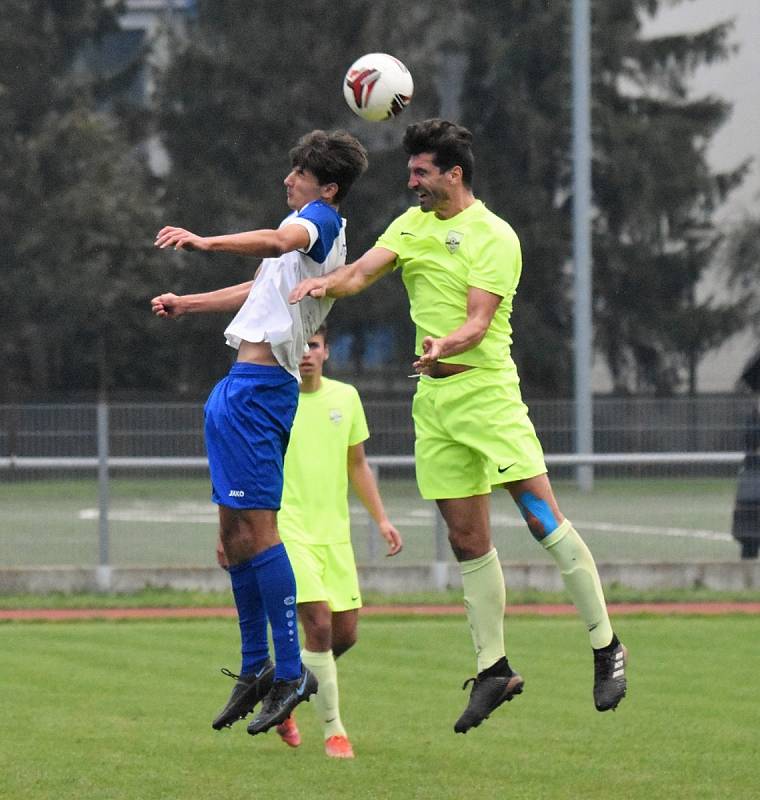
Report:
343,53,413,122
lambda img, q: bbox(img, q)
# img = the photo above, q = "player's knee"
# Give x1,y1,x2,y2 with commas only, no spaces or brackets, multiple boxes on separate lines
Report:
305,626,332,652
448,529,490,561
516,491,560,541
333,633,357,658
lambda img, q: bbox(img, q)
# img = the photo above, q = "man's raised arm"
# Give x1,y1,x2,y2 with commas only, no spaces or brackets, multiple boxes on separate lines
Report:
155,223,310,259
151,280,254,319
289,247,397,303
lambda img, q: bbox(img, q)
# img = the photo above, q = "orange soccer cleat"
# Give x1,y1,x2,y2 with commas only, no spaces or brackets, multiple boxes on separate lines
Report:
275,715,301,748
324,734,355,759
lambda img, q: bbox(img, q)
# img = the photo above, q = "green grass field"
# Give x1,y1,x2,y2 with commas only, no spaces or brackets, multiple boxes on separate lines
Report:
3,614,758,800
0,474,743,568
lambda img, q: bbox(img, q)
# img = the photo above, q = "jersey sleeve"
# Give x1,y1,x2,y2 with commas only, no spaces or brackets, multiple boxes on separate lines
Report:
467,224,522,298
374,209,414,264
348,387,370,446
284,201,342,263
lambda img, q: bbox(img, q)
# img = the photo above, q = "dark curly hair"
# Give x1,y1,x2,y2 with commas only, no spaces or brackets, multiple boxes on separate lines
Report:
289,130,369,204
402,119,474,187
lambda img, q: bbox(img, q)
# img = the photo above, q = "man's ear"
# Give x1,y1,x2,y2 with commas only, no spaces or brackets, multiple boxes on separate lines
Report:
323,344,330,361
449,165,463,184
321,182,339,202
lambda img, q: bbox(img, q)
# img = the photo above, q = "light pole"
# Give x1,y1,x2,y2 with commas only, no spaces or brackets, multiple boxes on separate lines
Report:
572,0,594,491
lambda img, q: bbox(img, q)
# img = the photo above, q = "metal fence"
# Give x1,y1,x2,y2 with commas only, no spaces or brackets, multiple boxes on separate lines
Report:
0,394,753,461
0,397,752,574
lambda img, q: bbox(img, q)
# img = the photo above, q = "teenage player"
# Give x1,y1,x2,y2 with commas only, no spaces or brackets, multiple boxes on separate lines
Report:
152,129,369,737
290,119,628,733
217,325,403,758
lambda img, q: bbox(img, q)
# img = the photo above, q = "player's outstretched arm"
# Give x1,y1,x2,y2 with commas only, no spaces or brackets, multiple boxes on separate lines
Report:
289,247,397,303
347,442,403,557
151,281,254,319
155,222,310,258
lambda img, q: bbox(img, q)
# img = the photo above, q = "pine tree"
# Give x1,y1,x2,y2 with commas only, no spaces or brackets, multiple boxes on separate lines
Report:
0,0,164,398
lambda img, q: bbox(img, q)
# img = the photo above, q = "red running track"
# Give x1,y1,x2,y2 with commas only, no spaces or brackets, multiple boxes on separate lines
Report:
1,602,759,621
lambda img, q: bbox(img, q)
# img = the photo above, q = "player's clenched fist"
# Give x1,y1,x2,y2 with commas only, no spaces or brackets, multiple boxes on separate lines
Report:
151,292,186,319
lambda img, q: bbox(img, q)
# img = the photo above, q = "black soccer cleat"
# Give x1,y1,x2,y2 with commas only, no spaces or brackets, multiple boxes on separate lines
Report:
593,641,628,711
453,668,525,734
246,666,318,736
211,660,274,730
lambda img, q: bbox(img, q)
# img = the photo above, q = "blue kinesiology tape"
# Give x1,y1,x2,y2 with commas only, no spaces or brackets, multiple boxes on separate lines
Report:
516,491,559,540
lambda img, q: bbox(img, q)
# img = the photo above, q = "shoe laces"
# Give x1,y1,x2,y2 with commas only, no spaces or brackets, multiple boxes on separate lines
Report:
462,668,509,691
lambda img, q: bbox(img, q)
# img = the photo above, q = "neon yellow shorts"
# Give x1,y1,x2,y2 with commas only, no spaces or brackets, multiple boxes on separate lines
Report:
412,366,547,500
281,538,362,611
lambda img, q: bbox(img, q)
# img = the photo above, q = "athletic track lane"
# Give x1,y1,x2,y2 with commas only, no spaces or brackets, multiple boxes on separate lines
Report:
1,602,759,621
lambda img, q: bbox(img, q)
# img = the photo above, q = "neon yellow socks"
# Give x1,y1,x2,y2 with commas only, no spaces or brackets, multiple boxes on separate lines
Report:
460,548,506,673
301,648,346,739
543,519,613,649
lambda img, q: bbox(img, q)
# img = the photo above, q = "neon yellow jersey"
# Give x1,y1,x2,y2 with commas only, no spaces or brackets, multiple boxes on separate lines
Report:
376,200,521,368
277,377,369,545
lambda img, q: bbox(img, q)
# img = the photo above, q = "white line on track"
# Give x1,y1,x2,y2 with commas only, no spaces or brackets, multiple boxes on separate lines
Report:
77,506,733,541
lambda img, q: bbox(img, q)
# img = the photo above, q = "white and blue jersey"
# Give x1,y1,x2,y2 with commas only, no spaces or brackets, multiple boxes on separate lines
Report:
205,200,345,510
224,199,346,379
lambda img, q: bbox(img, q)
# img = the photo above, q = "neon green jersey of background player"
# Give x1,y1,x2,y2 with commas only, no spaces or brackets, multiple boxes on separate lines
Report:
269,328,401,758
278,376,369,546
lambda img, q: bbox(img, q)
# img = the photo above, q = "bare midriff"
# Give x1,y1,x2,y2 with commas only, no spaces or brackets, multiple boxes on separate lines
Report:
237,340,279,366
424,362,474,378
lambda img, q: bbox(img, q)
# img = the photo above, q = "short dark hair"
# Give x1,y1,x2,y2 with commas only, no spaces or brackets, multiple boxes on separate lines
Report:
402,119,474,187
290,130,369,204
313,322,328,343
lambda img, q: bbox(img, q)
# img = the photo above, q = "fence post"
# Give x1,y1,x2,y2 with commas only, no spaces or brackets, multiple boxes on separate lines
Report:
96,400,112,591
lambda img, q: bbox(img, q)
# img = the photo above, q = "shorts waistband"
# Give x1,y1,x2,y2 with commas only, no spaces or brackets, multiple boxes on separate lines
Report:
228,362,290,378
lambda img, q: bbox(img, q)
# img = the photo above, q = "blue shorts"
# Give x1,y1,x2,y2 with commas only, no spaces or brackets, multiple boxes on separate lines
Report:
204,362,299,510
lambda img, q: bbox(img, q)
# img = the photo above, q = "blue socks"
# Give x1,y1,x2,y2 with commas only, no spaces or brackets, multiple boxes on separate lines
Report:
228,543,302,681
228,557,270,676
253,544,302,680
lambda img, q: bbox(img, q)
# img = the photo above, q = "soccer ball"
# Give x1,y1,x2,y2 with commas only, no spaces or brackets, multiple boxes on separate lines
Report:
343,53,413,122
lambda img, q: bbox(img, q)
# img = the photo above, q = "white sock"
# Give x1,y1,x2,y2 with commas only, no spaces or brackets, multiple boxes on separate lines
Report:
543,520,613,649
301,648,346,739
460,548,507,673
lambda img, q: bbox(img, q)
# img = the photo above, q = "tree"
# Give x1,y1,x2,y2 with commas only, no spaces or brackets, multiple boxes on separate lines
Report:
153,0,468,392
590,0,748,394
457,0,748,396
154,0,747,397
0,0,165,399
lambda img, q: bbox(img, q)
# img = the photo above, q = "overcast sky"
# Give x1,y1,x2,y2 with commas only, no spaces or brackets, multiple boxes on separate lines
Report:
644,0,760,222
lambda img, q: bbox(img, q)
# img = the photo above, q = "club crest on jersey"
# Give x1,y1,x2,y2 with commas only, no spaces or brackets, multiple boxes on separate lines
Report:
445,230,463,253
329,409,343,425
